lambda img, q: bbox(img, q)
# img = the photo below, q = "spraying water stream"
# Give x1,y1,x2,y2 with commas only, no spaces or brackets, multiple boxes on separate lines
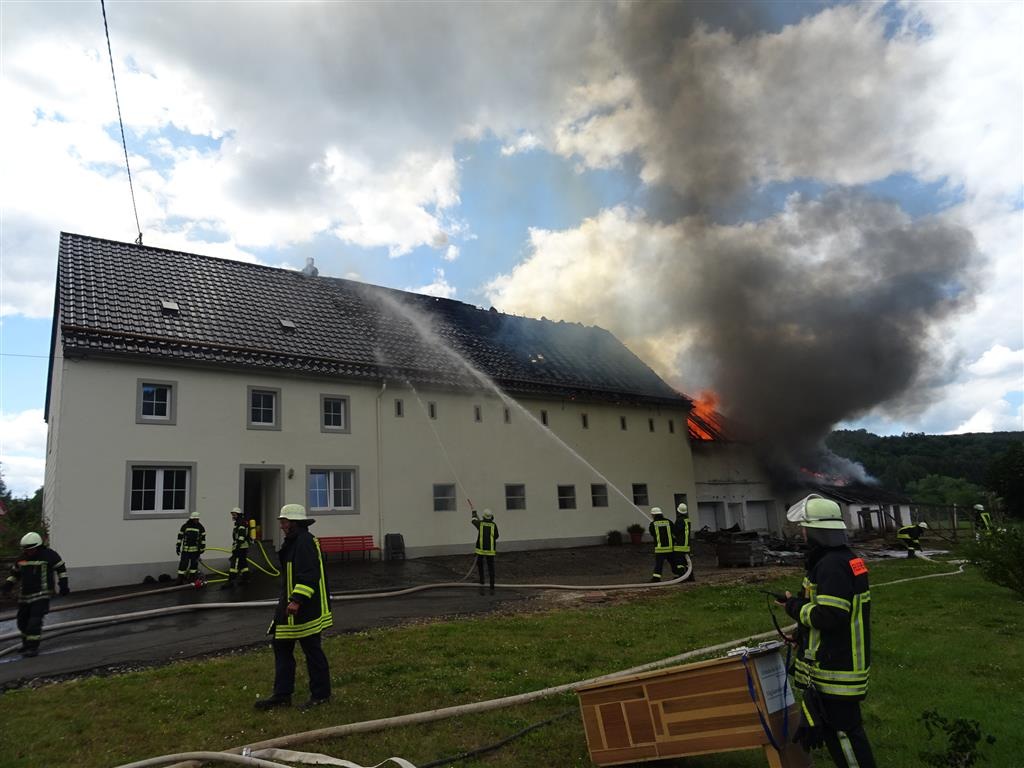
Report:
365,287,653,523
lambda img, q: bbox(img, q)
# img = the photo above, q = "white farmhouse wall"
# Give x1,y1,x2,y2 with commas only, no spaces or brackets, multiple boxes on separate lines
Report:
47,358,695,588
691,442,782,533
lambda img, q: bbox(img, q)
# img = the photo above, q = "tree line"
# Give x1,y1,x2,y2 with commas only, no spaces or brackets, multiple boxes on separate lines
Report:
826,429,1024,517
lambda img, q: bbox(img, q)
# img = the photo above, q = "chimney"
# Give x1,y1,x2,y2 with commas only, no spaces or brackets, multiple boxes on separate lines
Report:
302,257,318,277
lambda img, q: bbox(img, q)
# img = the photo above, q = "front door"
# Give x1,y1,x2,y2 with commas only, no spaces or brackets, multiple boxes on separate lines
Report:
241,466,283,546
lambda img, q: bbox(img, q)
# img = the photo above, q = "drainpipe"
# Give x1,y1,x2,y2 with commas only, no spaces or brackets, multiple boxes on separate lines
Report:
376,379,387,553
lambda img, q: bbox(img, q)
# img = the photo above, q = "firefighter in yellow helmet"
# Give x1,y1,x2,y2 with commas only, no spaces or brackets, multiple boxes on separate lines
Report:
2,532,70,657
223,507,251,588
648,507,676,582
777,495,876,768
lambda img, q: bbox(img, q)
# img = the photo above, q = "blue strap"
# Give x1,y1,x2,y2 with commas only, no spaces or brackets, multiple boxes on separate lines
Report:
741,651,789,754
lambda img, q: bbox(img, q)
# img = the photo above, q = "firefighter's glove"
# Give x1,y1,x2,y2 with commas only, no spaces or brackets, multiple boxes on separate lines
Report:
793,686,827,751
59,583,70,597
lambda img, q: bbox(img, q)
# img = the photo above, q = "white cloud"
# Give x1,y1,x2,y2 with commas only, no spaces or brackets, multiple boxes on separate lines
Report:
407,268,457,300
967,345,1024,378
0,409,47,496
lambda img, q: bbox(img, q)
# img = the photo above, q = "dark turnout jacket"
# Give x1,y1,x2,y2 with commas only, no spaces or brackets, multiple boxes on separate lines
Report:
273,526,333,640
785,544,871,699
5,546,69,603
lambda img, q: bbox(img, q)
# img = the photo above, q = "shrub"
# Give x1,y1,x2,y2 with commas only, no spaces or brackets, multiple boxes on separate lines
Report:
606,529,624,546
919,709,996,767
958,526,1024,600
626,523,645,535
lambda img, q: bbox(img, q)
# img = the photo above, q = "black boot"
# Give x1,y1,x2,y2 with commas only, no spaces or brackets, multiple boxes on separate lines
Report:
254,694,291,710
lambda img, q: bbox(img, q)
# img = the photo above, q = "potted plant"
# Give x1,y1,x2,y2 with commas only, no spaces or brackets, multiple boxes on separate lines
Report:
627,523,645,545
606,529,624,546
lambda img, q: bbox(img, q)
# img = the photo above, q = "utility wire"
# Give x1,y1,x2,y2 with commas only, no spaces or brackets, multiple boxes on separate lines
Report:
100,0,143,246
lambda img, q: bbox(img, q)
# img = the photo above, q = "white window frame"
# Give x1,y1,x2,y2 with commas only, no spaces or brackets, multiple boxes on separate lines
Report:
306,466,359,514
124,462,196,519
320,394,351,434
247,386,281,430
591,483,609,508
505,483,526,511
433,483,457,512
136,379,177,425
557,484,576,510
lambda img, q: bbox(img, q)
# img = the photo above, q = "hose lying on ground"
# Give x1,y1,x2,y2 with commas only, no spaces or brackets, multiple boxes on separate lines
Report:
121,562,968,768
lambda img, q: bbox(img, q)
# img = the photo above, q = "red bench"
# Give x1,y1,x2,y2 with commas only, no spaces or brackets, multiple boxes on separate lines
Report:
318,535,381,561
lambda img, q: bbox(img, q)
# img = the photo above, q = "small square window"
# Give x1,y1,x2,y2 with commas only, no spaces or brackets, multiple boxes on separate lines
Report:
321,395,350,433
394,399,404,418
632,483,649,506
433,483,456,512
668,419,675,434
591,484,609,507
474,404,482,422
247,387,281,430
581,413,589,429
504,407,511,424
505,483,526,511
649,418,655,433
540,410,548,426
557,484,576,510
136,379,177,425
428,402,437,420
620,416,627,431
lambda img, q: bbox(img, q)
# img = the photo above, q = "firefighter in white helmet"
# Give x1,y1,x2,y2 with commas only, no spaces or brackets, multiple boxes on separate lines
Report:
972,504,993,538
776,495,876,768
2,531,70,657
175,510,206,583
896,520,928,558
223,506,251,589
648,508,676,582
471,508,499,594
672,503,694,582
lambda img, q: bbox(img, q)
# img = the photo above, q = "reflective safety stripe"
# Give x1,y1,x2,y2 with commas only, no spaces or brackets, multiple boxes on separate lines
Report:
837,731,860,767
851,591,870,672
812,679,869,697
811,667,871,682
652,520,674,553
292,583,314,599
276,538,333,640
672,519,691,553
816,594,852,612
474,522,497,555
801,697,816,727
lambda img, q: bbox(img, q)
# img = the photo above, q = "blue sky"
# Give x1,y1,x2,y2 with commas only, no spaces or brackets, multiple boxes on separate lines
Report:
1,1,1022,496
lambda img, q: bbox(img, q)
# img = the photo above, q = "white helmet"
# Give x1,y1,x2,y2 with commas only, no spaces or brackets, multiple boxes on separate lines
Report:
20,532,43,548
189,511,200,519
651,507,663,516
918,521,929,529
482,509,494,521
279,503,315,524
676,503,688,515
973,504,984,512
231,506,242,516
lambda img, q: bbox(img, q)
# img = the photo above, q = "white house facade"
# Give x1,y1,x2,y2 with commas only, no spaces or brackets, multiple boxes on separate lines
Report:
45,233,696,589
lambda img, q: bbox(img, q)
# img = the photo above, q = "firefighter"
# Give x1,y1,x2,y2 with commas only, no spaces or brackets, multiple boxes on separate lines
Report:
672,503,694,582
973,504,993,538
176,511,206,583
2,532,70,657
224,506,251,588
778,495,876,768
471,509,498,593
648,507,676,582
255,504,333,711
896,520,928,558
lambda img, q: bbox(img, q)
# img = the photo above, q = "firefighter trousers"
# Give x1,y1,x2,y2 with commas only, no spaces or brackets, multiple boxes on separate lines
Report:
177,551,200,578
272,633,331,701
16,600,49,652
820,696,876,768
477,554,495,589
651,552,673,579
229,548,249,578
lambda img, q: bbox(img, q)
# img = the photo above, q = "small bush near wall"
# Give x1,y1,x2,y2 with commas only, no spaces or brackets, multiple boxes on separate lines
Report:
606,529,624,546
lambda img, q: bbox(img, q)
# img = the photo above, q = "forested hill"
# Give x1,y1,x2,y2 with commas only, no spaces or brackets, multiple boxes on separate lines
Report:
826,429,1023,492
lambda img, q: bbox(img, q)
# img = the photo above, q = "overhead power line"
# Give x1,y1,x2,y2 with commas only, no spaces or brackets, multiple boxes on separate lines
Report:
100,0,143,246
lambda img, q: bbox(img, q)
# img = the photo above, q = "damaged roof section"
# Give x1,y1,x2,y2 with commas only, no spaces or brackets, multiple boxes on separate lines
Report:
52,232,688,409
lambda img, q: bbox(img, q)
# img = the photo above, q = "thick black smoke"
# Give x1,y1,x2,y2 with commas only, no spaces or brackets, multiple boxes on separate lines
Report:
613,3,983,479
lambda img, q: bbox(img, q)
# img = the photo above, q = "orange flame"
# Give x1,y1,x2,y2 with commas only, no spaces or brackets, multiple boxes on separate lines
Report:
688,390,724,441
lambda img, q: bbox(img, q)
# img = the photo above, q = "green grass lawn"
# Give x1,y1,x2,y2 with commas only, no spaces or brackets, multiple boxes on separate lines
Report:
1,559,1020,767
